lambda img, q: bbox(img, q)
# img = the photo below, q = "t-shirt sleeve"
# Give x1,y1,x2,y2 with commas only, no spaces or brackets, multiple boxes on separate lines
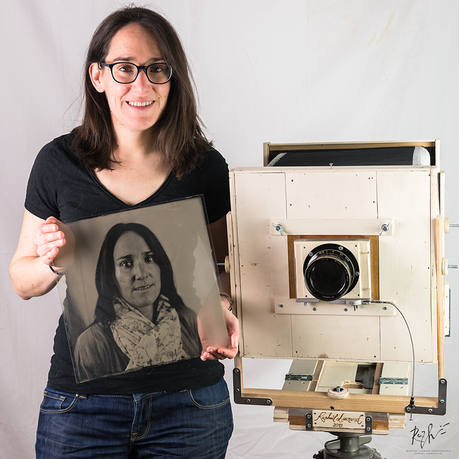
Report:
25,142,61,220
203,149,231,224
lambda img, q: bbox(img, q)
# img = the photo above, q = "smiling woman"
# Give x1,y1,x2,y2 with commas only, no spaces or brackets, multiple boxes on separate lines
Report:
74,222,201,380
9,5,237,458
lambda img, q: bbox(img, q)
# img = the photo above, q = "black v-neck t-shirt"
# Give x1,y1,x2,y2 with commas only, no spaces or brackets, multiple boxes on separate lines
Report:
25,133,230,394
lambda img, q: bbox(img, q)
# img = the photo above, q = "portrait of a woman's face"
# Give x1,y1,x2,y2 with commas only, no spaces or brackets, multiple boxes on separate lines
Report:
113,231,162,312
57,197,230,383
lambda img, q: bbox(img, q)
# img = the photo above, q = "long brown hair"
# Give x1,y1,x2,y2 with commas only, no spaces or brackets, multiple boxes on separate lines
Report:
72,6,211,177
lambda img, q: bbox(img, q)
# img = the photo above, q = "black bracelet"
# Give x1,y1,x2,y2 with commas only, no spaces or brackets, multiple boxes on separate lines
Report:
219,293,234,312
49,265,64,276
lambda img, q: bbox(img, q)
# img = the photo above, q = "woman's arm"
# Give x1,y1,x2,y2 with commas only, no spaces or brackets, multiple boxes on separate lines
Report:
9,209,74,300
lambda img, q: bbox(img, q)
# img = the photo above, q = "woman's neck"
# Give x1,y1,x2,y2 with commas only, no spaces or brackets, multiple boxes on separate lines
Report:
137,304,155,322
93,128,172,206
112,126,157,163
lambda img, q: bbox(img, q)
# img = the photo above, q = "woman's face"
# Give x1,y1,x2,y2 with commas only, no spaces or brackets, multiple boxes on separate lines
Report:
90,22,170,137
113,231,161,310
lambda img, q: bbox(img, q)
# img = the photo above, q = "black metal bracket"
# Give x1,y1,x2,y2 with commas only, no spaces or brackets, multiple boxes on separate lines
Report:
405,378,447,415
233,368,273,406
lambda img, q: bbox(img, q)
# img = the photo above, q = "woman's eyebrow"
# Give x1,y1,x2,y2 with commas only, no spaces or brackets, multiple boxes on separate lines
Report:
111,56,166,63
115,254,133,262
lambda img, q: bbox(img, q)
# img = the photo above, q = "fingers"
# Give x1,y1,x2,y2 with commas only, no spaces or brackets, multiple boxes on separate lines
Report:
34,217,67,265
35,217,62,241
200,340,239,361
201,346,236,361
35,230,66,260
200,349,215,361
35,233,66,257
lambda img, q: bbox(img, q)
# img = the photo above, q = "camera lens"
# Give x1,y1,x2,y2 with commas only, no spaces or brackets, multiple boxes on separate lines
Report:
303,244,359,301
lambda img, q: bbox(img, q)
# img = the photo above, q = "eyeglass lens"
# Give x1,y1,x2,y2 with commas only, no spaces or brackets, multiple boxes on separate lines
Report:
112,63,171,84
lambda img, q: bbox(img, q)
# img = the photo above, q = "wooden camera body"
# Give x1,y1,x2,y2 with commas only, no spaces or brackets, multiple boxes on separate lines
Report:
227,140,447,434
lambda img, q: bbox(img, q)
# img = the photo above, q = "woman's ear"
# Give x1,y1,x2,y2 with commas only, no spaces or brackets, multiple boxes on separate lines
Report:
89,62,106,93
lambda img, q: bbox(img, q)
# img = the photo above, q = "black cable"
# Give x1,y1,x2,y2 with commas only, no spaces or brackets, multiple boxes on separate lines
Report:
362,299,416,407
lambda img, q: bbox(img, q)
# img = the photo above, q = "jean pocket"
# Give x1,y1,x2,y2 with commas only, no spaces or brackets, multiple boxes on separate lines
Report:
187,379,230,410
39,388,79,413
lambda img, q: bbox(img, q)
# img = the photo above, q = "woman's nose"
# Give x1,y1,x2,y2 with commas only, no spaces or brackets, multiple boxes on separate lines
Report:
131,70,151,92
133,260,149,279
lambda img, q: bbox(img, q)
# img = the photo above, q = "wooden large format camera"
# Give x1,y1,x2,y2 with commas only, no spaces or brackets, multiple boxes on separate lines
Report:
227,140,448,440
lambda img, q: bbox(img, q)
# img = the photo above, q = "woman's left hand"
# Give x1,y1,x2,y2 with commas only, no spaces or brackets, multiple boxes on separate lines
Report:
200,308,239,361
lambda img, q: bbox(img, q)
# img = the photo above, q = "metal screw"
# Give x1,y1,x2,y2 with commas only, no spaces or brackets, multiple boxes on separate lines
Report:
440,399,445,404
273,224,285,235
246,399,251,403
279,304,284,308
428,408,433,413
344,308,348,312
313,307,317,311
381,223,390,233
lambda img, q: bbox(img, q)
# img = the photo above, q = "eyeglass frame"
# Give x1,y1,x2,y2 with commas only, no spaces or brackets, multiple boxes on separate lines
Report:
98,61,173,85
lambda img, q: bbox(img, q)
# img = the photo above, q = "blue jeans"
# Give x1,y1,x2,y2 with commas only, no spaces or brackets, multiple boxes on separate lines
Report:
36,379,233,458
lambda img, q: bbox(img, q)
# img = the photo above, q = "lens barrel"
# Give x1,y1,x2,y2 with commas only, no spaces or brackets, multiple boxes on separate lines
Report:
303,244,360,301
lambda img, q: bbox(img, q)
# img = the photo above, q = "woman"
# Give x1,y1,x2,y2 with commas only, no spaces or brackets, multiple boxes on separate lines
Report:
10,6,238,458
74,223,202,381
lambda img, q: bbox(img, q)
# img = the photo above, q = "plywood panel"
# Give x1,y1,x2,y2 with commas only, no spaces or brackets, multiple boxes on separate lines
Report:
292,315,380,361
377,170,435,363
231,172,293,357
285,170,378,220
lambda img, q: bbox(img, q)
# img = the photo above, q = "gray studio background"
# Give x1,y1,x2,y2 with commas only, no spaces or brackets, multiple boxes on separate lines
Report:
2,1,458,457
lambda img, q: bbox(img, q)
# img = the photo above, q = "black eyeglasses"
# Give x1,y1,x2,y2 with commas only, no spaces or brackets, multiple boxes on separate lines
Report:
99,62,173,84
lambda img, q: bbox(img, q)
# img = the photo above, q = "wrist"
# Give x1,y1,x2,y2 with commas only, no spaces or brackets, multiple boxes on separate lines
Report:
219,293,234,312
49,263,66,276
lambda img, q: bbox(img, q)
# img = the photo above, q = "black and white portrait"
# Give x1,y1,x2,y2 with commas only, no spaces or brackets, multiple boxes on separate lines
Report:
57,196,228,382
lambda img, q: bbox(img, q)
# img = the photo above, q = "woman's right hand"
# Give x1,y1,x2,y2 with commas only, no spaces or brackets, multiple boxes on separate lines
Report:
10,210,75,299
34,216,75,273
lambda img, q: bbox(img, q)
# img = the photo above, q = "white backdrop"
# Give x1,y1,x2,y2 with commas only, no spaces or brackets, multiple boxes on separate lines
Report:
2,1,459,458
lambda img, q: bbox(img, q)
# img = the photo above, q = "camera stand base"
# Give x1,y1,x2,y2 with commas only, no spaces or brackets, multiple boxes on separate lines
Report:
313,433,384,459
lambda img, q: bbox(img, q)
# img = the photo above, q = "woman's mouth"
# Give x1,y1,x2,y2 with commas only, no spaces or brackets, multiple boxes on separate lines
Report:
134,284,154,291
127,101,154,107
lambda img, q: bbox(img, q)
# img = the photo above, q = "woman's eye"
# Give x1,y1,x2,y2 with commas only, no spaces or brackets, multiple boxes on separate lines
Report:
119,260,132,268
117,64,135,74
149,64,166,74
145,255,155,263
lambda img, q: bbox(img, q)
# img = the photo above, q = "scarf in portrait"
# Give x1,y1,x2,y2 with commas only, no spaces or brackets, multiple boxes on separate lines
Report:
110,294,190,370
